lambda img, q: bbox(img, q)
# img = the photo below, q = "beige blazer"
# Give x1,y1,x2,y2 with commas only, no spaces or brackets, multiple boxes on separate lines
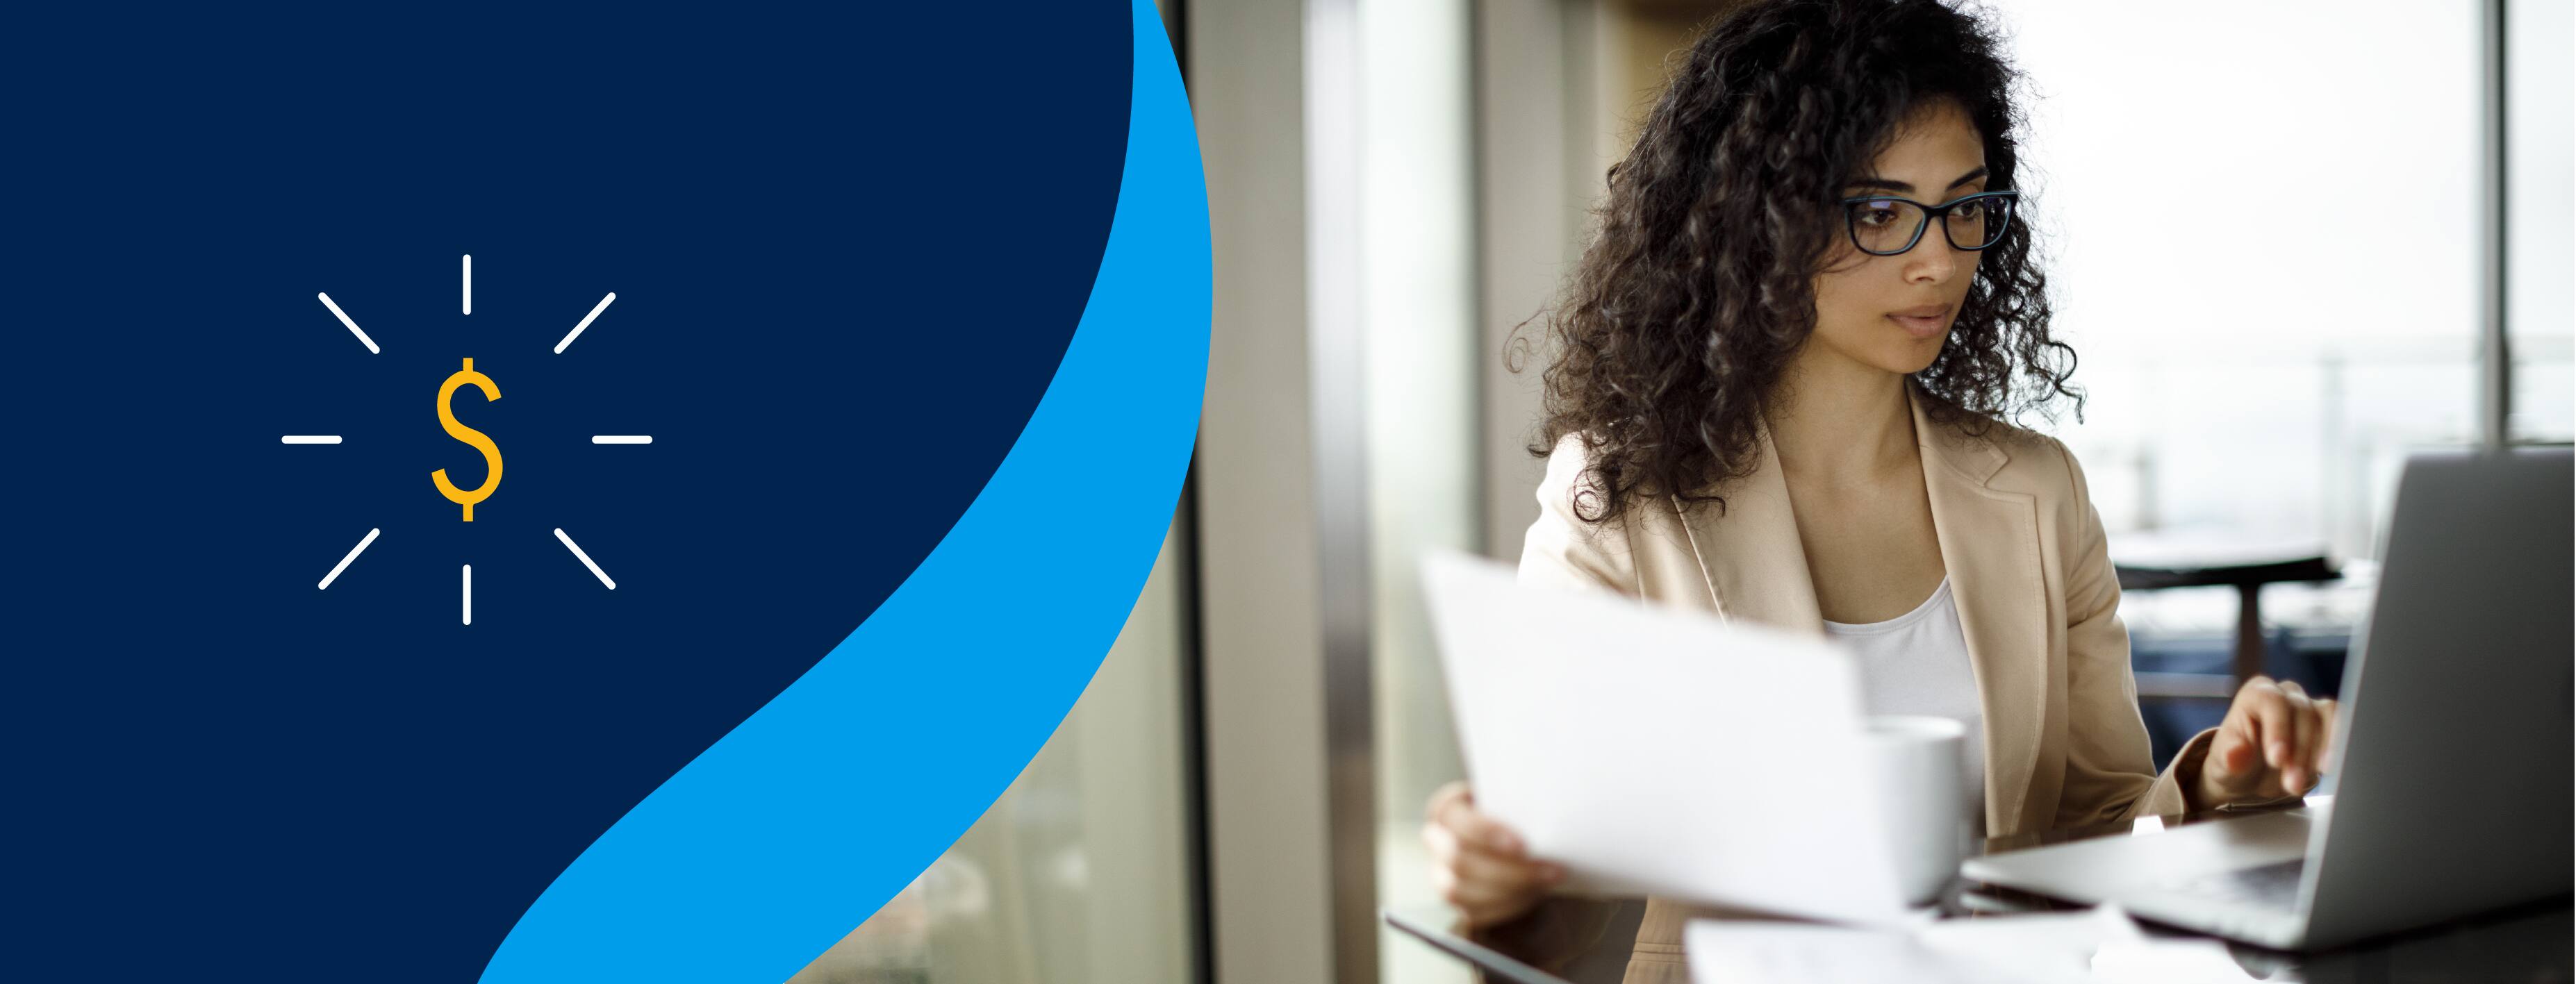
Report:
1512,384,2211,983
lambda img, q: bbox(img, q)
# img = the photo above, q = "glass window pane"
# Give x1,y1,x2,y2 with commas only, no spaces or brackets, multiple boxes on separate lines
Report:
2507,0,2573,443
1357,2,1480,983
792,526,1196,984
1995,0,2482,565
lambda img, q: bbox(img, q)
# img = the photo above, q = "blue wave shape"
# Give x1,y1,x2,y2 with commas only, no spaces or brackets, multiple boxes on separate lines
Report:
476,1,1209,978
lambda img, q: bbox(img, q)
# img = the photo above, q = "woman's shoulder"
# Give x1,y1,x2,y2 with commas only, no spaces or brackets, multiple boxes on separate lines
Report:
1533,430,1674,526
1537,430,1596,479
1534,430,1623,525
1522,431,1647,594
1927,411,2092,504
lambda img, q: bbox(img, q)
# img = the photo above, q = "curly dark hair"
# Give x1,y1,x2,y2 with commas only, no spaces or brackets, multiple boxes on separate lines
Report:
1516,0,2078,524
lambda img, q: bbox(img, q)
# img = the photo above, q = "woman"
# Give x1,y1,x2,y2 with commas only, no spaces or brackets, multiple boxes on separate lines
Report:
1423,0,2336,977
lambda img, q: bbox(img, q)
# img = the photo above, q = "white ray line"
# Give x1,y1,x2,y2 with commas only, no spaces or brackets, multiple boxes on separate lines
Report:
318,528,380,590
280,435,343,444
553,292,617,354
315,292,381,353
462,255,472,315
590,435,653,444
554,528,617,590
462,565,473,625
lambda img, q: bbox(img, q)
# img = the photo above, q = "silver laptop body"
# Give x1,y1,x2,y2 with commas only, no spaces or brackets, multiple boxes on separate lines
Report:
1962,449,2573,950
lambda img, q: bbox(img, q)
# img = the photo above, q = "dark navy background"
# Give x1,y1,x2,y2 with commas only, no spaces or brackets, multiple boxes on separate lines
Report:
6,4,1130,980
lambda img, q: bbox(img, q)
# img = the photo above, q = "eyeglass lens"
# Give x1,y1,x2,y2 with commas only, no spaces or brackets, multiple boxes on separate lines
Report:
1848,197,2012,254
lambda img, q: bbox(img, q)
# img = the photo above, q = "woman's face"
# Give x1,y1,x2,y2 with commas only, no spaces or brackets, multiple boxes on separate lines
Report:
1807,99,1989,377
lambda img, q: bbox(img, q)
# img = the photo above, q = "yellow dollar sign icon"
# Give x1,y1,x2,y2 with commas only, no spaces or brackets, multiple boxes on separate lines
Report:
431,358,504,522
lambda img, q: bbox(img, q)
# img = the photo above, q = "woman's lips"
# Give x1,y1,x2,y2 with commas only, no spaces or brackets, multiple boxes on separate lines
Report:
1887,311,1949,338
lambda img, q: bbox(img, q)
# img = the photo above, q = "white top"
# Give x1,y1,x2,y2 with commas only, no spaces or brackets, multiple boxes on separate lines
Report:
1822,577,1988,837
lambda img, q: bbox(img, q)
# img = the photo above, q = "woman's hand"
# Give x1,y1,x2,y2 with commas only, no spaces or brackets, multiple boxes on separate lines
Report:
1423,781,1564,928
2191,675,2338,809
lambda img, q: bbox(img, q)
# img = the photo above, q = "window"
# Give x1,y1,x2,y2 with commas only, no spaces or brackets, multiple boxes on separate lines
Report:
2507,0,2573,443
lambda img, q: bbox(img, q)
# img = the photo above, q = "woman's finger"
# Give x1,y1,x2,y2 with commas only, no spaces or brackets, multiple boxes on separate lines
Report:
1427,781,1472,827
1427,782,1484,851
1421,815,1461,862
2287,680,2329,793
1437,851,1554,919
1450,843,1552,895
1434,861,1510,917
1431,818,1562,887
1432,789,1526,859
2308,695,2349,788
1442,876,1530,922
2208,678,2278,792
2242,679,2297,778
1424,780,1553,926
2203,704,2256,791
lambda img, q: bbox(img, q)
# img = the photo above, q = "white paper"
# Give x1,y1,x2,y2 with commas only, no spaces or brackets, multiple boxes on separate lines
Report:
1419,549,1908,924
1685,907,2259,984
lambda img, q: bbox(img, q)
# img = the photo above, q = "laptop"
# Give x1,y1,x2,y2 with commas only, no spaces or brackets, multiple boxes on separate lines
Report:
1963,449,2574,950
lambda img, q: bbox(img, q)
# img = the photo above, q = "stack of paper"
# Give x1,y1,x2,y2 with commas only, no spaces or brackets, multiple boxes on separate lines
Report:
1685,907,2261,983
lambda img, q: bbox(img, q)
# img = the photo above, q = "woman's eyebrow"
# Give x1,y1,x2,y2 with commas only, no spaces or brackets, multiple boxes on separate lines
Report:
1844,166,1991,194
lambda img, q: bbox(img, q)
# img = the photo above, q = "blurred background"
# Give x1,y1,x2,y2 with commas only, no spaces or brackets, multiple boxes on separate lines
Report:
791,1,2568,981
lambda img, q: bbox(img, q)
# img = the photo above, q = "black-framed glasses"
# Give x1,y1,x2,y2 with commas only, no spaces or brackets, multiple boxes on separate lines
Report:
1839,190,2020,256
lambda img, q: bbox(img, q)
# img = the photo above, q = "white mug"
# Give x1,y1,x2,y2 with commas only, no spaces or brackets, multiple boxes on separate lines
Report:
1861,715,1970,906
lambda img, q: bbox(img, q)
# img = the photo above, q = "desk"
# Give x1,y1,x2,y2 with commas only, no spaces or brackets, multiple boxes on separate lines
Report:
2109,533,2340,698
1383,801,2572,983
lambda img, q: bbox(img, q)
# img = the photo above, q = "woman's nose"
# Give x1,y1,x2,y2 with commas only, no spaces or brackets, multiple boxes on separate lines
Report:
1903,235,1965,283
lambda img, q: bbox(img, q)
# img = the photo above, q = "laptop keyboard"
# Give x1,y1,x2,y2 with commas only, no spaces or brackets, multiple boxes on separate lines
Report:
2171,859,2306,908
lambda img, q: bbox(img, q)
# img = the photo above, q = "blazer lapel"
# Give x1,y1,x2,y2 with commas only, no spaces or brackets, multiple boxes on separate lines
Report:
1669,420,1824,633
1909,388,2050,835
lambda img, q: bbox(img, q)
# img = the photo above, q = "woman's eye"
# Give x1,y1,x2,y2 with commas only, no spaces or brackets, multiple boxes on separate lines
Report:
1856,206,1897,226
1954,201,1985,220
